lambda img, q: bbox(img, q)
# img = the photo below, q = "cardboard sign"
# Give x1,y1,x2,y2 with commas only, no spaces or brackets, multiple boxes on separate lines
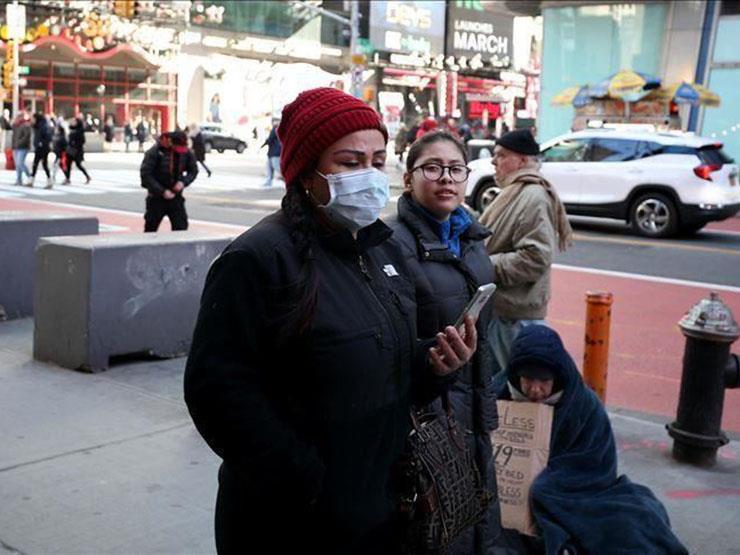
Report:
491,400,553,536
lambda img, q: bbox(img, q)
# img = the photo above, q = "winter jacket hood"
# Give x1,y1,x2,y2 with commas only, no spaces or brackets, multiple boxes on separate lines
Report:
495,325,688,555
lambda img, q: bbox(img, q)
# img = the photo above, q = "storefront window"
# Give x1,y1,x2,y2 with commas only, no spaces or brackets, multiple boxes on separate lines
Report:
79,65,102,80
128,69,147,84
53,81,76,96
28,61,49,79
104,67,126,83
53,64,75,78
701,16,740,161
150,72,170,85
539,3,668,141
129,86,147,100
79,102,103,121
150,89,169,102
79,81,104,98
54,100,76,120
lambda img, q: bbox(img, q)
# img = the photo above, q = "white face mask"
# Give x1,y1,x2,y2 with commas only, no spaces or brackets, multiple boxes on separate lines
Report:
315,167,390,231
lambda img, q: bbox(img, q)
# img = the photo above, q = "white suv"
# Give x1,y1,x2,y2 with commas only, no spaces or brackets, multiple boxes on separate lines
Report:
465,129,740,237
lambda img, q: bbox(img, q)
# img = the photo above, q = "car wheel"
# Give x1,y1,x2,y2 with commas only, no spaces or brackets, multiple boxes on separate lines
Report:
204,141,212,153
236,143,245,153
629,192,679,238
474,179,501,212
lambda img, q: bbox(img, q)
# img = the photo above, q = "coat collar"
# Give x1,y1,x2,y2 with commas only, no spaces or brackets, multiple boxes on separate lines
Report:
317,217,394,256
397,193,489,261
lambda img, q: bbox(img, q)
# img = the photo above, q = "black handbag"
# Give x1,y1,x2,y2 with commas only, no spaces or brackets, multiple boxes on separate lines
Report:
399,392,493,554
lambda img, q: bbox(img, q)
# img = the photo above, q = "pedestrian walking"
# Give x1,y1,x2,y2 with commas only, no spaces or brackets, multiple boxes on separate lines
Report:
494,325,688,555
184,87,477,555
124,121,134,152
387,130,500,554
188,124,211,178
394,121,409,164
478,129,573,375
11,109,33,187
51,120,68,184
103,116,114,144
261,117,281,186
136,118,147,152
140,130,198,232
415,116,438,141
31,113,53,188
63,117,91,184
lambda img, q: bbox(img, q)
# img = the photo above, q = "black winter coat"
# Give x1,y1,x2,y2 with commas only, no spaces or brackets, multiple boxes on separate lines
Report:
388,194,500,555
140,142,198,197
191,132,206,162
67,124,85,161
184,212,453,554
33,118,52,151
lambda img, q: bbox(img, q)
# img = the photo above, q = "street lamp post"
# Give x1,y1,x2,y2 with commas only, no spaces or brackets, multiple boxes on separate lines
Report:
290,0,363,98
96,84,106,126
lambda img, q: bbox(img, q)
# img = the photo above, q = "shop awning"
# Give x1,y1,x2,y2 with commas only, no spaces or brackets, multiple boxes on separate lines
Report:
4,35,158,69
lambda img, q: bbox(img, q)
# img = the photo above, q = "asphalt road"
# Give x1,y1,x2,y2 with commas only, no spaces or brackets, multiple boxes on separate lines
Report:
6,148,737,286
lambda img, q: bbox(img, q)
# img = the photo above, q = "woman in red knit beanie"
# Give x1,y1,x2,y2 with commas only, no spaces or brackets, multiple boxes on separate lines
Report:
185,87,478,554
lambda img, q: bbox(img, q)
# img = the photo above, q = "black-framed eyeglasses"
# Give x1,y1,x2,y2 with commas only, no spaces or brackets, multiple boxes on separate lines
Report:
411,163,471,183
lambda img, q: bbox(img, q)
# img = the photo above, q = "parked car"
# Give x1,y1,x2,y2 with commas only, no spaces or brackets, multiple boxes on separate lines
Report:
465,129,740,237
199,124,247,153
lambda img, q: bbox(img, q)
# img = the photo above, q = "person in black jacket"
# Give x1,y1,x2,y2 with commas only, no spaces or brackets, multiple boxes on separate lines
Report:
188,124,211,177
140,130,198,232
63,117,90,184
387,130,501,554
31,113,53,188
51,119,68,184
184,88,478,555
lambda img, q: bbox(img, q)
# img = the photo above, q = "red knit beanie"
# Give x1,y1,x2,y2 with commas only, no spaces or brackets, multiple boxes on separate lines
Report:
278,87,388,186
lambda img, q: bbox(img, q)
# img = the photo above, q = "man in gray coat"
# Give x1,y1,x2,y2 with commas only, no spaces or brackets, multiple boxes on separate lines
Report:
478,129,573,375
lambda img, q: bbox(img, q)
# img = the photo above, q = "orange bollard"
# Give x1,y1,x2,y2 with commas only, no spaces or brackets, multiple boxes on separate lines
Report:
583,291,613,403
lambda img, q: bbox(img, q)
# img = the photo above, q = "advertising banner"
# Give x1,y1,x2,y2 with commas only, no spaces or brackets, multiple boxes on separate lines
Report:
446,1,514,68
369,1,446,57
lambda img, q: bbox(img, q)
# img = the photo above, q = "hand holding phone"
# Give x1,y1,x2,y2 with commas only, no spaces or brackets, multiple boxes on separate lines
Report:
453,283,497,330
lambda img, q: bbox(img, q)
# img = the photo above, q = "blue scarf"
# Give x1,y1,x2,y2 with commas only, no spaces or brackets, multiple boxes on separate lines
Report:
411,200,473,257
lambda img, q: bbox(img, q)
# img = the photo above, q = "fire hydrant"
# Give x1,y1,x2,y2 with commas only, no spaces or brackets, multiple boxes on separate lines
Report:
667,292,740,466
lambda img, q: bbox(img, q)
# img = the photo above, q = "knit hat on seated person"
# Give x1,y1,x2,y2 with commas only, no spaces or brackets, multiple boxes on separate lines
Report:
277,87,388,186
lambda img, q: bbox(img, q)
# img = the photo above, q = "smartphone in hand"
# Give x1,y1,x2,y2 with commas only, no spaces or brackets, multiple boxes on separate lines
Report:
453,283,497,331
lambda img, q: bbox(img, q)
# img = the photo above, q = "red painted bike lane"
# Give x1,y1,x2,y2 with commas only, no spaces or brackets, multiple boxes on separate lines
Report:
0,196,248,235
550,267,740,433
4,197,739,432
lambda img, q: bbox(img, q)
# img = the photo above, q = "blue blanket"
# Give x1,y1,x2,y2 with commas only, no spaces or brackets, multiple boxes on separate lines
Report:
494,325,688,555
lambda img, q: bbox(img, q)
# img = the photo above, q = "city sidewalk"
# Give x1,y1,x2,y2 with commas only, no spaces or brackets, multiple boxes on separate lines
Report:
0,317,738,554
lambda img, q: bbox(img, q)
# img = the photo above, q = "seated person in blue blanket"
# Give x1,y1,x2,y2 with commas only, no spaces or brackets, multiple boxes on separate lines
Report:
493,324,688,555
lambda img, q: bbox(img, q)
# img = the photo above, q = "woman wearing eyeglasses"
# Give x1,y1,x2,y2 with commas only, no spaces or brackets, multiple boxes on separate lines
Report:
387,131,501,554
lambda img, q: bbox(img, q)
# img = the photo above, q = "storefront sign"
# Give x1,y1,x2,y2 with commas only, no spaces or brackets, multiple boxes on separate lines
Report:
446,1,513,68
369,1,446,57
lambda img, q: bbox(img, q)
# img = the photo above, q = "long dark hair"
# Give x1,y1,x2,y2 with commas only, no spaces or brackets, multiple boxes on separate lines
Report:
278,181,320,339
406,130,468,171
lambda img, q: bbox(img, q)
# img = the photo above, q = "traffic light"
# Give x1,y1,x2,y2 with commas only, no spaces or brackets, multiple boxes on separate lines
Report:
3,63,12,89
3,40,15,90
113,0,138,18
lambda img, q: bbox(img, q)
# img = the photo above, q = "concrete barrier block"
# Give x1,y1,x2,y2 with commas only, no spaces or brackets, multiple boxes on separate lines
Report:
0,211,99,319
33,231,234,372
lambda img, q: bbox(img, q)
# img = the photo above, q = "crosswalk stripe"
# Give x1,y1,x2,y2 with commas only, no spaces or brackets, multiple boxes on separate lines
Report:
0,184,65,196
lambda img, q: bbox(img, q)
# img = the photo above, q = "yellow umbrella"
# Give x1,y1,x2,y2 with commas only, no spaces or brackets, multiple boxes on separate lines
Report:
551,86,582,106
607,69,649,96
694,84,720,107
650,82,721,107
